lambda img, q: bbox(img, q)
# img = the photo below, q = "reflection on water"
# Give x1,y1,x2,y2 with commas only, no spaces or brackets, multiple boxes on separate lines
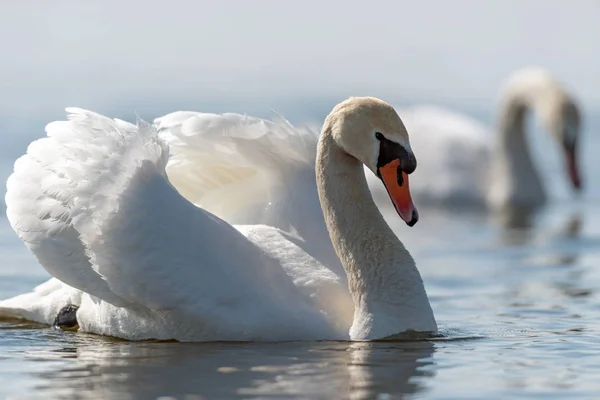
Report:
0,330,436,399
346,342,435,400
491,205,540,231
493,208,582,248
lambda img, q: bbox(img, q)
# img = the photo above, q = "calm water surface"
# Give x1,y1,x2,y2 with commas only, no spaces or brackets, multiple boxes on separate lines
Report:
0,110,599,399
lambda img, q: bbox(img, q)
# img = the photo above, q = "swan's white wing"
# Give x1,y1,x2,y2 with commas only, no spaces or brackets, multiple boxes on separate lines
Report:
5,118,135,307
154,111,318,224
155,111,344,276
5,109,327,331
368,105,494,207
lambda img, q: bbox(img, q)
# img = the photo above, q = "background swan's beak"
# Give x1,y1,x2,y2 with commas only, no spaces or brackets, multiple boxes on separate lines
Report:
378,159,419,226
564,144,582,191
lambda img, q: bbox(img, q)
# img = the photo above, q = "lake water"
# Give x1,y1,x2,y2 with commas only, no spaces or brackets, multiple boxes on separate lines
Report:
1,107,599,399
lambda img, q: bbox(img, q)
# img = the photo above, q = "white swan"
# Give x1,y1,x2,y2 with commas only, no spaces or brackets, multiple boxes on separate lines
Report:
369,67,582,212
0,97,437,341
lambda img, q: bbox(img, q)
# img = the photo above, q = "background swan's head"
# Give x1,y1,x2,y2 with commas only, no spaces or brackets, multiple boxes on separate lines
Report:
542,97,582,191
323,96,419,226
502,67,583,191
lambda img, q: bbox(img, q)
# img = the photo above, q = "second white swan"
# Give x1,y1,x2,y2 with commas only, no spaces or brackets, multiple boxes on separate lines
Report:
371,67,582,213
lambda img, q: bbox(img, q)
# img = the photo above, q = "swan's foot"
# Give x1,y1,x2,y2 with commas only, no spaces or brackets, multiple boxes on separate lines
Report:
53,305,79,331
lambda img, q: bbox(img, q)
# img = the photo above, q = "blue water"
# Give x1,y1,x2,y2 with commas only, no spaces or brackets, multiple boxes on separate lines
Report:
1,105,599,399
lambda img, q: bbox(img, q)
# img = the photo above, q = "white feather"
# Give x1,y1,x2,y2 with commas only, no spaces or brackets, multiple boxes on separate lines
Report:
2,109,348,341
155,111,344,276
155,112,317,221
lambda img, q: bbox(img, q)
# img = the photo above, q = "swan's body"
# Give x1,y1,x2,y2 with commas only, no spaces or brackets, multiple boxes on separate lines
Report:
368,67,582,212
1,98,436,341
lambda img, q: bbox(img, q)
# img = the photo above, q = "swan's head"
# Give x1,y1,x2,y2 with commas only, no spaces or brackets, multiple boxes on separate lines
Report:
542,98,582,191
325,96,418,226
503,67,583,191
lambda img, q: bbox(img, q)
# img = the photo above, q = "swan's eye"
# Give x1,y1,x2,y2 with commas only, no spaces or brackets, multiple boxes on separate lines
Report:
376,135,417,175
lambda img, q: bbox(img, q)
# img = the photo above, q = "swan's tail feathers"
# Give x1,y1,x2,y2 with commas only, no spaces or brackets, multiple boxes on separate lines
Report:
4,108,168,307
0,278,82,325
154,112,319,222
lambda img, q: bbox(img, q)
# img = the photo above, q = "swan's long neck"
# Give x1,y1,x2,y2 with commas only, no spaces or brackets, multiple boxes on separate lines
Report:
315,130,436,340
487,95,546,211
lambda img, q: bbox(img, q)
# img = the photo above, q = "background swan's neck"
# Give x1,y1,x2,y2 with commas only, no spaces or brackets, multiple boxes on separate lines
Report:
315,130,436,340
487,94,546,211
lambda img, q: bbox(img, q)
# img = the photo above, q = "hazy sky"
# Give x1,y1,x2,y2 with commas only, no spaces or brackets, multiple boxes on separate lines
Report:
1,0,599,116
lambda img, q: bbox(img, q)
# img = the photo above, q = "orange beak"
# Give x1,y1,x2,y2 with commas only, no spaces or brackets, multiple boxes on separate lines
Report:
378,158,419,226
564,145,582,191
